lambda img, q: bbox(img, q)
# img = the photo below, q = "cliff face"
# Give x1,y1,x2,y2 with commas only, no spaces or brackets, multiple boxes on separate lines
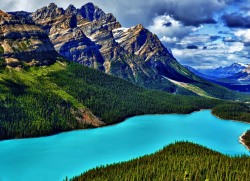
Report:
29,3,122,71
26,3,196,91
0,10,58,67
112,25,197,82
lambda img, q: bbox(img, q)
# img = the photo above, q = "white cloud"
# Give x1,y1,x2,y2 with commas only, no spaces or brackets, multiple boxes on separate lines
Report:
171,40,249,68
148,15,197,40
179,34,210,47
234,29,250,43
227,42,244,53
160,36,178,44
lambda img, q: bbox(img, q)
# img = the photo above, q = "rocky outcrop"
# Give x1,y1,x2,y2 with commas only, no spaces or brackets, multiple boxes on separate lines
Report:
79,2,106,21
74,108,105,127
0,10,58,67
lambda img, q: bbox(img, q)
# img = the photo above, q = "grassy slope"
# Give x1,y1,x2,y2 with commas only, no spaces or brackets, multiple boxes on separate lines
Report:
0,60,249,140
165,58,249,101
70,142,250,181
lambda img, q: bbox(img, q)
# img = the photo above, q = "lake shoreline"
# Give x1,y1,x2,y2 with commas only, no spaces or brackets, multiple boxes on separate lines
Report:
1,108,250,143
239,132,250,151
1,110,250,181
0,108,202,142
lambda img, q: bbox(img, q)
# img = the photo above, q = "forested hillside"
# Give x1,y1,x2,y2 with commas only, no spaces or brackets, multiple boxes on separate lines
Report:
70,142,250,181
0,60,250,140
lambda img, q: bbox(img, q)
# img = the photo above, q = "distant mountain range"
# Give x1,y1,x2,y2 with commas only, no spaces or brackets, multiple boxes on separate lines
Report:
186,63,250,92
197,62,248,78
228,65,250,82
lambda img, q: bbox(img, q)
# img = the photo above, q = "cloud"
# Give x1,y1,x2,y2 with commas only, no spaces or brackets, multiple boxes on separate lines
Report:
172,43,249,69
222,13,250,28
163,22,172,27
171,33,249,69
234,29,250,45
186,45,199,49
179,34,211,47
222,36,237,42
148,15,197,39
148,15,198,48
218,31,232,35
148,0,226,26
210,35,221,41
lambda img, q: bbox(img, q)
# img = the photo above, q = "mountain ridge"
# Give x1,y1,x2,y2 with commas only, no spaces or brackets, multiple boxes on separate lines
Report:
187,63,250,92
228,65,250,82
197,62,248,78
3,2,248,99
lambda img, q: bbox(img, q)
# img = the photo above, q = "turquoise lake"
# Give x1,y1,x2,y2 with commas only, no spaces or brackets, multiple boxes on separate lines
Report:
0,110,249,181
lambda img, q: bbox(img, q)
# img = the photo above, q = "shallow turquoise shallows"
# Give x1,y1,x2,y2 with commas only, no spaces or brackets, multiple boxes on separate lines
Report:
0,110,250,181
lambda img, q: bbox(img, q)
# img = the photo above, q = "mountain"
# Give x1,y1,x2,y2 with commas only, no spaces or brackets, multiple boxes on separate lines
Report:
198,62,248,78
187,64,250,92
28,3,197,93
228,65,250,82
0,5,250,141
9,3,244,99
185,65,218,80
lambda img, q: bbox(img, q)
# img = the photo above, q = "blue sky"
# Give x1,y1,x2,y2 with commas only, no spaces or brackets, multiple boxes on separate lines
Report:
1,0,250,68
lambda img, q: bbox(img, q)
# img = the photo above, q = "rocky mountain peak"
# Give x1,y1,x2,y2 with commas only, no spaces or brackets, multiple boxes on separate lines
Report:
135,24,144,30
243,65,250,74
83,2,95,8
32,3,64,21
0,10,8,17
48,3,57,9
65,4,77,15
8,11,33,25
79,2,106,21
0,10,17,24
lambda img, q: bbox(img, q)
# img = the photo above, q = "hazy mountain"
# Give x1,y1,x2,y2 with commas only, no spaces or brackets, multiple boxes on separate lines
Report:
228,65,250,82
198,62,248,78
187,64,250,92
184,65,218,80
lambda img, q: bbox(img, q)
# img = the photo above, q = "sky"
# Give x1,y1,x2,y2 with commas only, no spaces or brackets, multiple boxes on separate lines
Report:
1,0,250,69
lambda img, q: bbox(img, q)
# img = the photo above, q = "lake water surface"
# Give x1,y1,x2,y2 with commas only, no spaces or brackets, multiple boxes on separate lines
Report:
0,110,249,181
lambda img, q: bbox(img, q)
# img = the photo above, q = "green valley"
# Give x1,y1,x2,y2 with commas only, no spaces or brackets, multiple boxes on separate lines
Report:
0,60,250,140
